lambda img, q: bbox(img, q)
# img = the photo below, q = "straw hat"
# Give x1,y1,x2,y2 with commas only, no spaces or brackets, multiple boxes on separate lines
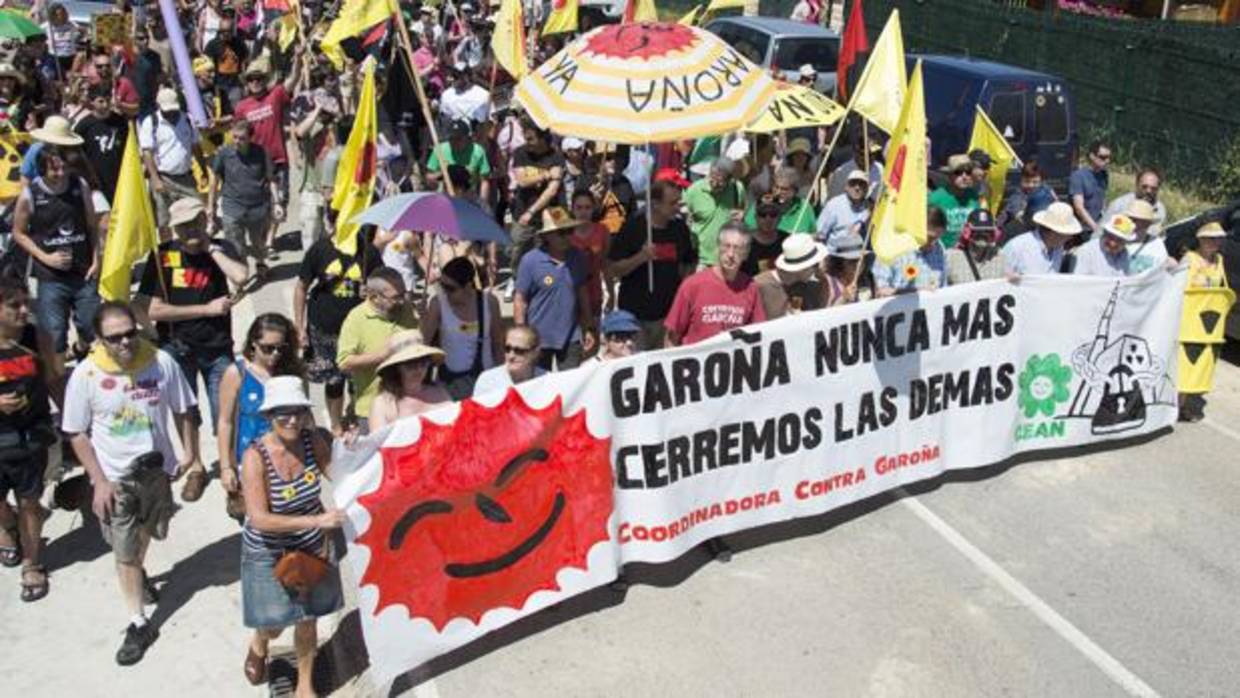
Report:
1101,213,1138,243
786,137,812,158
1124,198,1157,222
259,376,312,413
536,207,581,235
1196,221,1227,239
1032,202,1084,236
377,331,445,373
940,154,973,173
776,234,828,273
30,115,84,146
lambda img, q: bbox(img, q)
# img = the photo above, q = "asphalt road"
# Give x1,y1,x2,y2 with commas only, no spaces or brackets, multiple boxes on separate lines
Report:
3,241,1240,698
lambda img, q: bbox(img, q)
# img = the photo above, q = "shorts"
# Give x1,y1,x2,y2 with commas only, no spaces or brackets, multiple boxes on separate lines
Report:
100,458,174,565
222,205,272,260
0,447,48,501
306,324,345,387
241,546,342,629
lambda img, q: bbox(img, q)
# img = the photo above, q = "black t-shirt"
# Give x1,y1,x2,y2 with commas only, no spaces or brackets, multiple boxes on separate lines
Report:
0,325,50,434
510,146,565,220
137,239,238,355
298,236,382,334
608,215,697,322
742,231,788,277
74,113,128,204
132,49,163,112
26,176,92,281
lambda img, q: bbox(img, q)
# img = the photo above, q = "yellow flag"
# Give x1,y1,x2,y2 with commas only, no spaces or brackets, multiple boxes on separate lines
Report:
623,0,658,22
678,4,703,24
331,60,378,256
968,105,1022,214
276,14,299,52
100,124,158,302
849,9,906,134
492,0,528,80
320,0,395,70
544,0,578,35
870,61,927,263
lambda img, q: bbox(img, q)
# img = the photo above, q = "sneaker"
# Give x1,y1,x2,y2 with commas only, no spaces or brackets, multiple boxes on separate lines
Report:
142,571,159,605
116,623,158,666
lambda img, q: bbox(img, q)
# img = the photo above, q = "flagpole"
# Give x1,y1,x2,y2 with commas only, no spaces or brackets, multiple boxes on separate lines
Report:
391,2,456,198
789,103,854,234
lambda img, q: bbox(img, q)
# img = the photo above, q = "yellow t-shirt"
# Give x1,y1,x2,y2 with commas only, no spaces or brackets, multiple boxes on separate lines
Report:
336,301,418,418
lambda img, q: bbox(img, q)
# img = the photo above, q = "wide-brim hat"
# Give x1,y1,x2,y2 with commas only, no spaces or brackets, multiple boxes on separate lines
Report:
168,197,205,227
259,376,313,413
30,115,83,146
1197,221,1227,239
1032,202,1083,235
1101,213,1138,243
377,332,445,373
787,137,812,157
536,206,581,235
1124,198,1157,222
776,234,828,272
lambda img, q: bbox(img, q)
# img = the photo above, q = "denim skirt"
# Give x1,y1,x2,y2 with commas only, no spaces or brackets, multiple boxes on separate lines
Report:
241,546,343,629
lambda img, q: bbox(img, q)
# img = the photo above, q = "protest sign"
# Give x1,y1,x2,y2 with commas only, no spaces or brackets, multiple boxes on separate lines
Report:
334,270,1186,683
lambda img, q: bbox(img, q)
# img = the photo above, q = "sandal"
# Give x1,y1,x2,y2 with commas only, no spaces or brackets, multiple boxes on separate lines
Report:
244,646,268,685
21,565,48,602
0,527,19,568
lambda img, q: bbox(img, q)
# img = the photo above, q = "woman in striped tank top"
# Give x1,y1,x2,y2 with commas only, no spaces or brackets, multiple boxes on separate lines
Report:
239,377,344,695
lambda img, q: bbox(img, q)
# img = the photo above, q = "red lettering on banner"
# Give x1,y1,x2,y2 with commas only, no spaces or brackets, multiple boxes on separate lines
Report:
618,489,782,544
874,444,940,475
794,467,867,500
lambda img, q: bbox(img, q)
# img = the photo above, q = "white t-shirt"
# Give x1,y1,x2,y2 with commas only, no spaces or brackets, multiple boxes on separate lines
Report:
381,230,419,291
439,84,491,126
62,349,197,481
1126,236,1168,275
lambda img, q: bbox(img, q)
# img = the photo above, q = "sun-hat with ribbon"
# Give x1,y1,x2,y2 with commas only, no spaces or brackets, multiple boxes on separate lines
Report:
776,234,828,273
536,207,581,235
377,331,445,373
1196,221,1227,239
1102,213,1138,243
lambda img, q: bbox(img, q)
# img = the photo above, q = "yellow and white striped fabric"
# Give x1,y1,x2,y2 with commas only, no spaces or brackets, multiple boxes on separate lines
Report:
515,22,778,144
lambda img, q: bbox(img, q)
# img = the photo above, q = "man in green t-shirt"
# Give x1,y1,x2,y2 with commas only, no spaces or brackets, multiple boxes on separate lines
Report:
684,158,745,267
743,166,817,235
426,120,491,201
929,153,980,248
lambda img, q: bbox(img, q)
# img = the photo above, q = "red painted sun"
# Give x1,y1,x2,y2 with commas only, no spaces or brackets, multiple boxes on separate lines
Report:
582,22,698,61
356,390,614,630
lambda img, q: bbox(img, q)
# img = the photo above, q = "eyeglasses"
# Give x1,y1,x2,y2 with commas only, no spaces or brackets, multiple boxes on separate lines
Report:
102,328,139,345
255,342,284,355
952,169,972,176
504,344,535,356
606,332,637,343
757,210,780,219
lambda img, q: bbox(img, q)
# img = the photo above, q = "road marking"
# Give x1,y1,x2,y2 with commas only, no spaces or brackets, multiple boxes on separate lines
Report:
1202,417,1240,444
900,497,1162,698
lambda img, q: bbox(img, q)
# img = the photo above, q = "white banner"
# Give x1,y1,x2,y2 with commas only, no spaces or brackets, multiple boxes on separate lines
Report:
333,269,1186,683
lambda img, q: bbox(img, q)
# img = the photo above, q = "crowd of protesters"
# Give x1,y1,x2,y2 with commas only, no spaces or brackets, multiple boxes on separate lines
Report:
0,0,1232,695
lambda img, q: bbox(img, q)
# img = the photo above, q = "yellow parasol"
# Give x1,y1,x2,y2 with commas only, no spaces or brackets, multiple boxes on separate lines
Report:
515,22,778,143
745,82,847,133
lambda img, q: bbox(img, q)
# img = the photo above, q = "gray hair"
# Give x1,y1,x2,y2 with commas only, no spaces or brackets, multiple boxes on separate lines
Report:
717,223,751,248
774,166,800,188
710,157,736,177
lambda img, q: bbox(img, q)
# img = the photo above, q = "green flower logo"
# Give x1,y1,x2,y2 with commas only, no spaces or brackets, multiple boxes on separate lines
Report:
1018,354,1073,418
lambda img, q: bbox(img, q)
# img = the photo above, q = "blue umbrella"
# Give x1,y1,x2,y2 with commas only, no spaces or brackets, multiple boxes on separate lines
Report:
351,192,510,244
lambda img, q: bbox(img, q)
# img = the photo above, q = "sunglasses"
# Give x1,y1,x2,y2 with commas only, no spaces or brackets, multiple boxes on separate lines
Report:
256,342,284,355
757,210,780,219
269,408,306,421
102,328,139,344
504,344,535,356
606,332,638,343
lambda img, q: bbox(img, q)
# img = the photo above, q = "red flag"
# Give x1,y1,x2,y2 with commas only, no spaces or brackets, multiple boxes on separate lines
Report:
837,0,869,101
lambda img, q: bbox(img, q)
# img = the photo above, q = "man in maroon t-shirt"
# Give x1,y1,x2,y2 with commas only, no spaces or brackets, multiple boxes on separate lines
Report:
664,224,766,346
233,58,300,206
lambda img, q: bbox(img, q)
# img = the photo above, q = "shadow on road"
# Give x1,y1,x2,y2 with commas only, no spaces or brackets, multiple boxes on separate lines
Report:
149,532,242,631
326,426,1175,695
41,510,110,573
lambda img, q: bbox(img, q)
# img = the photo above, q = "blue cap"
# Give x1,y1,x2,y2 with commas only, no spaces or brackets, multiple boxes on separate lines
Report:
601,310,641,335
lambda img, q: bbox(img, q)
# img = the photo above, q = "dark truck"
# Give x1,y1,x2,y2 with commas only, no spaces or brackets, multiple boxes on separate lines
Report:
913,54,1077,193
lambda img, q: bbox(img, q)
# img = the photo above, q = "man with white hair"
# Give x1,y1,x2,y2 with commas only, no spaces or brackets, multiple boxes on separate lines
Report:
665,225,767,347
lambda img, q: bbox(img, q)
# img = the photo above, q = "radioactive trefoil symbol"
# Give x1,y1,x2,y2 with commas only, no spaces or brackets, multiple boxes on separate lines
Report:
1018,354,1074,418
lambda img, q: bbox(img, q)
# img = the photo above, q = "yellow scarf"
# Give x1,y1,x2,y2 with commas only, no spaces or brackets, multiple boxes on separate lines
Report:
89,338,159,376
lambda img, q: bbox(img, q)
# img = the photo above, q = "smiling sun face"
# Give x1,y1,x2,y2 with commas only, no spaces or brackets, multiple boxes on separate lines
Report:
356,390,613,629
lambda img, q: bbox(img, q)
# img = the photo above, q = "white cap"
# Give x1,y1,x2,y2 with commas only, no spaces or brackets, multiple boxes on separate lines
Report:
156,88,180,111
561,137,585,150
799,64,816,78
846,169,868,184
724,138,750,161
